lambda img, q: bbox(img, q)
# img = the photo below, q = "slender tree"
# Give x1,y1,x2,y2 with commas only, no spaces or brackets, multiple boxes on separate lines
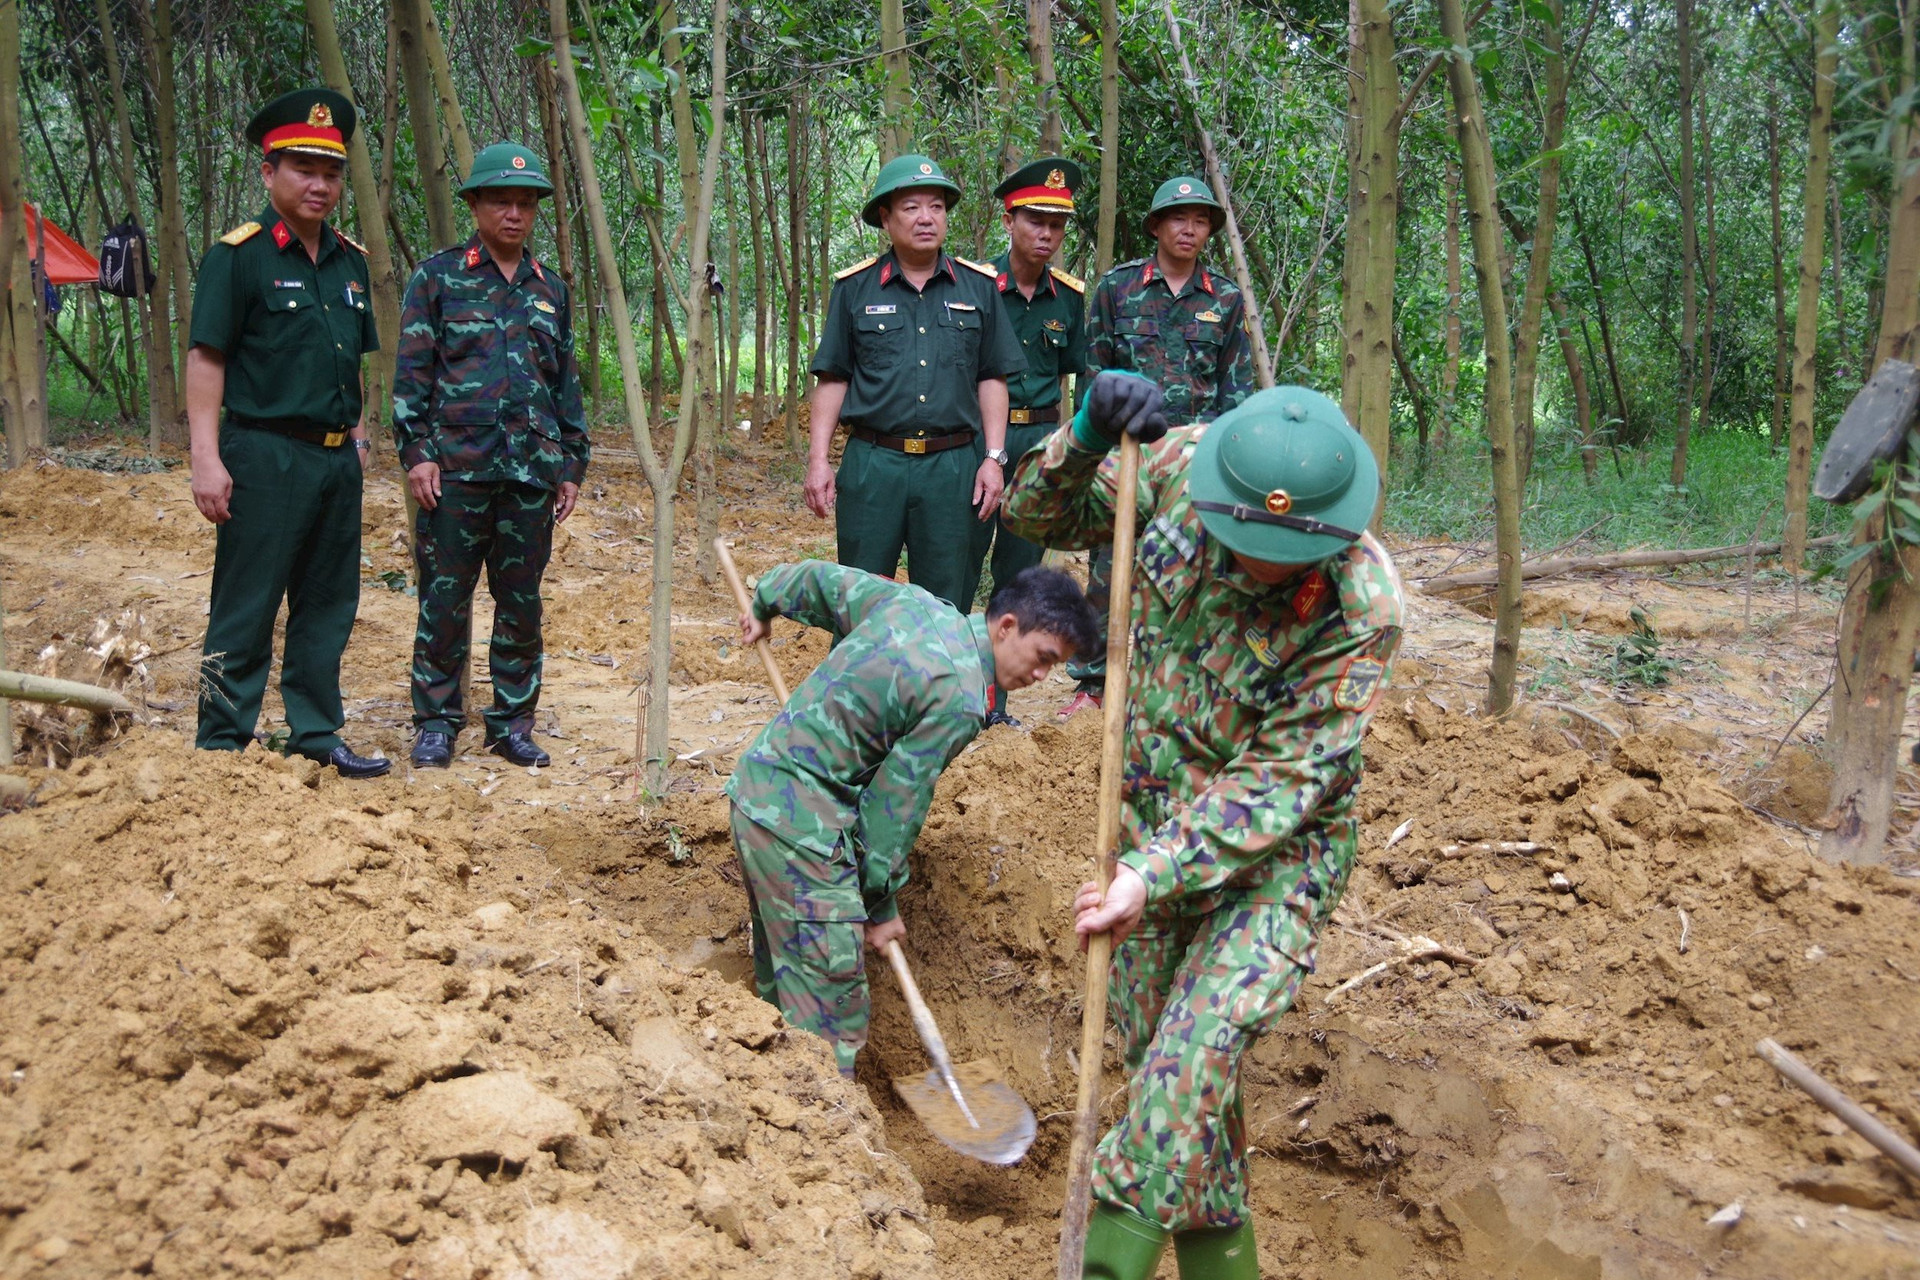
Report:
1340,0,1398,477
880,0,911,159
0,0,43,466
1669,0,1700,490
1785,0,1840,572
1095,0,1119,275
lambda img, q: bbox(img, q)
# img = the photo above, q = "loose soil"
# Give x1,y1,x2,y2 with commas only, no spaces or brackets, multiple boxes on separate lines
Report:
3,425,1918,1279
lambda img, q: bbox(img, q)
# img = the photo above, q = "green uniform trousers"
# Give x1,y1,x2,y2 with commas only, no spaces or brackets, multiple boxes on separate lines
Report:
728,803,870,1076
836,435,984,612
971,423,1052,713
410,479,556,740
1065,544,1113,689
1095,896,1314,1232
197,424,363,758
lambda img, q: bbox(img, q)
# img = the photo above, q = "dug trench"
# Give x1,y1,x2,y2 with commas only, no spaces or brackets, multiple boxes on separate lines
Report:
4,441,1920,1278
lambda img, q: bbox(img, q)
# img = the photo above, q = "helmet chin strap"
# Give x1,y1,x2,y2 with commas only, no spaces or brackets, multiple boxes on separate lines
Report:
1191,500,1362,542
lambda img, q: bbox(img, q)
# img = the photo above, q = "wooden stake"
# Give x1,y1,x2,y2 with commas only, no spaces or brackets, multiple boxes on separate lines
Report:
0,669,136,715
1058,434,1142,1280
714,538,790,704
1757,1038,1920,1181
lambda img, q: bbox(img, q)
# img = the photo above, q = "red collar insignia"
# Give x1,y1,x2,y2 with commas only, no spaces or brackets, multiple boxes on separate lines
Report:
270,221,291,249
531,257,544,281
464,246,482,270
996,270,1008,290
1291,571,1328,619
1140,260,1156,285
1199,270,1215,294
879,259,893,285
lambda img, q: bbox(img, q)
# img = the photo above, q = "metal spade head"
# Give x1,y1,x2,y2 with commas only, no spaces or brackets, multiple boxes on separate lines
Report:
1815,358,1920,504
892,1058,1036,1165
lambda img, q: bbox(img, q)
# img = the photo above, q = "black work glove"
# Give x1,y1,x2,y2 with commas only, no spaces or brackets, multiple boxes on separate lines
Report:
1072,370,1170,449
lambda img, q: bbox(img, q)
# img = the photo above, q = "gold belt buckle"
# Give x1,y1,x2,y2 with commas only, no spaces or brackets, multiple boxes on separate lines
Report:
322,430,346,447
1008,408,1032,424
903,437,927,455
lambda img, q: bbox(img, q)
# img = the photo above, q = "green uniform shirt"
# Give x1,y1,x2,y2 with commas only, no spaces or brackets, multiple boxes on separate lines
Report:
810,251,1028,436
989,253,1087,410
723,561,995,924
1002,426,1404,938
188,208,378,428
1086,257,1253,424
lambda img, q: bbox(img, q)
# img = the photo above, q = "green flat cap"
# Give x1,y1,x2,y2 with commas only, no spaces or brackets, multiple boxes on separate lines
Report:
862,154,962,228
993,156,1082,214
1143,175,1225,236
1187,387,1378,563
460,142,555,195
246,88,356,160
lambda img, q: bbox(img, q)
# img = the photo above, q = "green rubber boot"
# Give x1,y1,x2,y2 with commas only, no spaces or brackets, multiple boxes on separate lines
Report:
1082,1203,1169,1280
1173,1221,1258,1280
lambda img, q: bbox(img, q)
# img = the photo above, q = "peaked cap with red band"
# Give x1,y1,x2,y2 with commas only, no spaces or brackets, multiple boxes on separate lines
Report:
993,156,1082,215
246,88,356,161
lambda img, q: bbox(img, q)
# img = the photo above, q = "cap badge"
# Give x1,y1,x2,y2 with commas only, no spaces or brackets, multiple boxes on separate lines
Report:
1178,182,1193,195
1046,168,1066,188
1265,490,1293,516
512,155,527,169
918,163,934,175
308,103,334,128
1196,309,1222,323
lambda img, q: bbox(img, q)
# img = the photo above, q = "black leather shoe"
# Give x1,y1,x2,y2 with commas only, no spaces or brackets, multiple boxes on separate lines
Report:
411,731,453,769
985,709,1022,729
319,745,392,779
488,731,550,768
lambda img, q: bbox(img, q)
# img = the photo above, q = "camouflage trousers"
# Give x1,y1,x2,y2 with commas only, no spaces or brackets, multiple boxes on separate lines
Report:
1094,895,1316,1232
411,479,556,739
1064,545,1113,689
728,804,869,1077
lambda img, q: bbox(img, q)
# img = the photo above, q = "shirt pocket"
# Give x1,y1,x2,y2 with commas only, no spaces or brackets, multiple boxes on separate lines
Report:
1111,314,1159,366
430,398,504,472
937,303,982,369
1181,319,1226,383
258,283,316,352
526,311,562,378
852,312,903,371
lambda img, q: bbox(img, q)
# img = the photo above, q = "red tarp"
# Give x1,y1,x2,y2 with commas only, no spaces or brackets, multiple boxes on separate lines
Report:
3,202,100,286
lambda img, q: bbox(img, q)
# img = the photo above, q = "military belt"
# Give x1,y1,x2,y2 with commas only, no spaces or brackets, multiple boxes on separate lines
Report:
849,426,976,456
1007,406,1060,425
230,414,352,448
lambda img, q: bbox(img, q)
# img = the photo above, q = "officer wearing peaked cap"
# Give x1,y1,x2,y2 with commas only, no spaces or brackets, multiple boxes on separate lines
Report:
972,156,1088,725
187,87,389,778
393,142,590,772
804,154,1028,613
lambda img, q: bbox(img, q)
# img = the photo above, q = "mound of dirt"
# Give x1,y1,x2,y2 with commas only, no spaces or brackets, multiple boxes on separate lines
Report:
0,733,936,1280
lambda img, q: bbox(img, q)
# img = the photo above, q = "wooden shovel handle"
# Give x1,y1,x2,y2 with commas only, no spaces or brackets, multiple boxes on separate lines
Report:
882,938,960,1080
714,537,791,705
1058,433,1143,1280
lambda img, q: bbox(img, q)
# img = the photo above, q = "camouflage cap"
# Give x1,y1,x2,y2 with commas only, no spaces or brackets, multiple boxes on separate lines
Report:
862,154,962,228
460,142,555,196
1143,175,1225,237
1187,387,1378,563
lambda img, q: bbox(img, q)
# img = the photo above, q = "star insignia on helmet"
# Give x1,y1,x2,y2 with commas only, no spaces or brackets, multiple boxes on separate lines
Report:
1265,490,1293,516
918,162,934,175
1178,182,1193,195
308,103,334,128
1046,168,1066,188
512,155,527,169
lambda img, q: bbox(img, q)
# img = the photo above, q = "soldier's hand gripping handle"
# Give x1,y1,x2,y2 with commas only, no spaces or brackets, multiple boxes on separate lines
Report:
1073,370,1170,449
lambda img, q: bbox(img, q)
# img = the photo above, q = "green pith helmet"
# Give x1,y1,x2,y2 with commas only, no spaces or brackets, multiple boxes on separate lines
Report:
1142,175,1225,236
1187,386,1378,563
861,153,962,228
246,88,356,160
460,142,555,196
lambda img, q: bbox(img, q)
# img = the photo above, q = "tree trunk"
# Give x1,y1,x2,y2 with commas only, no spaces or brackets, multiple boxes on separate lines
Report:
0,0,41,469
534,56,576,293
722,156,743,437
1096,0,1119,275
1670,0,1699,491
1550,292,1595,480
1339,0,1398,483
417,0,474,179
1573,202,1630,441
744,114,770,438
1696,60,1719,436
880,0,911,159
1510,0,1568,487
142,0,192,413
1027,0,1063,154
1440,152,1461,452
1832,179,1847,381
1770,84,1789,450
785,92,805,449
394,0,457,249
1786,0,1840,573
1441,0,1523,714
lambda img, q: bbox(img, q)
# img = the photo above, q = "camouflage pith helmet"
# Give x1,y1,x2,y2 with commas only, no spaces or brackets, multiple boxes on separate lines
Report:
861,154,962,228
1142,175,1226,237
1187,387,1378,563
460,142,555,196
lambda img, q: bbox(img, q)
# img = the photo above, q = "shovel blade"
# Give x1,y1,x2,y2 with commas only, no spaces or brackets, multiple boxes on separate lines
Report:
892,1059,1036,1165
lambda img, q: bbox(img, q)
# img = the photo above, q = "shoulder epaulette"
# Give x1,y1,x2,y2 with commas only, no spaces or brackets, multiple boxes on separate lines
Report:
1049,266,1085,293
336,230,368,255
834,256,878,281
219,221,261,246
956,256,999,278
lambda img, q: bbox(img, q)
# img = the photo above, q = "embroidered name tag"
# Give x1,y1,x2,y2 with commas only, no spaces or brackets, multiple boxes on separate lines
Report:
864,304,897,315
272,279,306,289
945,301,978,312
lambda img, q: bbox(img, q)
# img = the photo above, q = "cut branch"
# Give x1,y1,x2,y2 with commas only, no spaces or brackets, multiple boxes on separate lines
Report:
1422,534,1846,590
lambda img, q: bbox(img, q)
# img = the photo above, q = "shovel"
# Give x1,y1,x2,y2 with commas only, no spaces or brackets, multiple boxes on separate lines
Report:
712,535,1037,1166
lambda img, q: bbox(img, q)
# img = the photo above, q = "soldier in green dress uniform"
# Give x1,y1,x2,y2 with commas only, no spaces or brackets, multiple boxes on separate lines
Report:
974,157,1088,725
1060,175,1256,719
186,87,388,778
803,154,1028,613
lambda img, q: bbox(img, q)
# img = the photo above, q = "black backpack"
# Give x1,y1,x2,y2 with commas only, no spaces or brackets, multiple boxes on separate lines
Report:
98,218,158,298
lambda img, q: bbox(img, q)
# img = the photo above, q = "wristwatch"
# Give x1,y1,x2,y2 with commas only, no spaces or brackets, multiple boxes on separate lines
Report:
985,448,1010,465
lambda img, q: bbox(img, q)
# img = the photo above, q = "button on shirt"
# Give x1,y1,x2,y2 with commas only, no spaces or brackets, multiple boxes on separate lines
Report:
391,235,590,492
990,252,1086,411
188,209,378,428
811,251,1027,436
1086,257,1254,424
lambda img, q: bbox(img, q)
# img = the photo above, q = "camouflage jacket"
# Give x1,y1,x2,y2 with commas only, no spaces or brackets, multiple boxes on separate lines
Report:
1086,257,1254,424
724,561,994,924
1001,427,1404,951
392,235,590,491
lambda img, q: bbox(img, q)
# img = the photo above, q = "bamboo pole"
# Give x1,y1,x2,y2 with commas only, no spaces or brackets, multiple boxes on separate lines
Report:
1422,534,1847,590
1757,1039,1920,1180
0,670,137,715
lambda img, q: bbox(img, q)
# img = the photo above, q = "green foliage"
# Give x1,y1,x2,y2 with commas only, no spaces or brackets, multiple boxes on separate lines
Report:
1608,605,1675,688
